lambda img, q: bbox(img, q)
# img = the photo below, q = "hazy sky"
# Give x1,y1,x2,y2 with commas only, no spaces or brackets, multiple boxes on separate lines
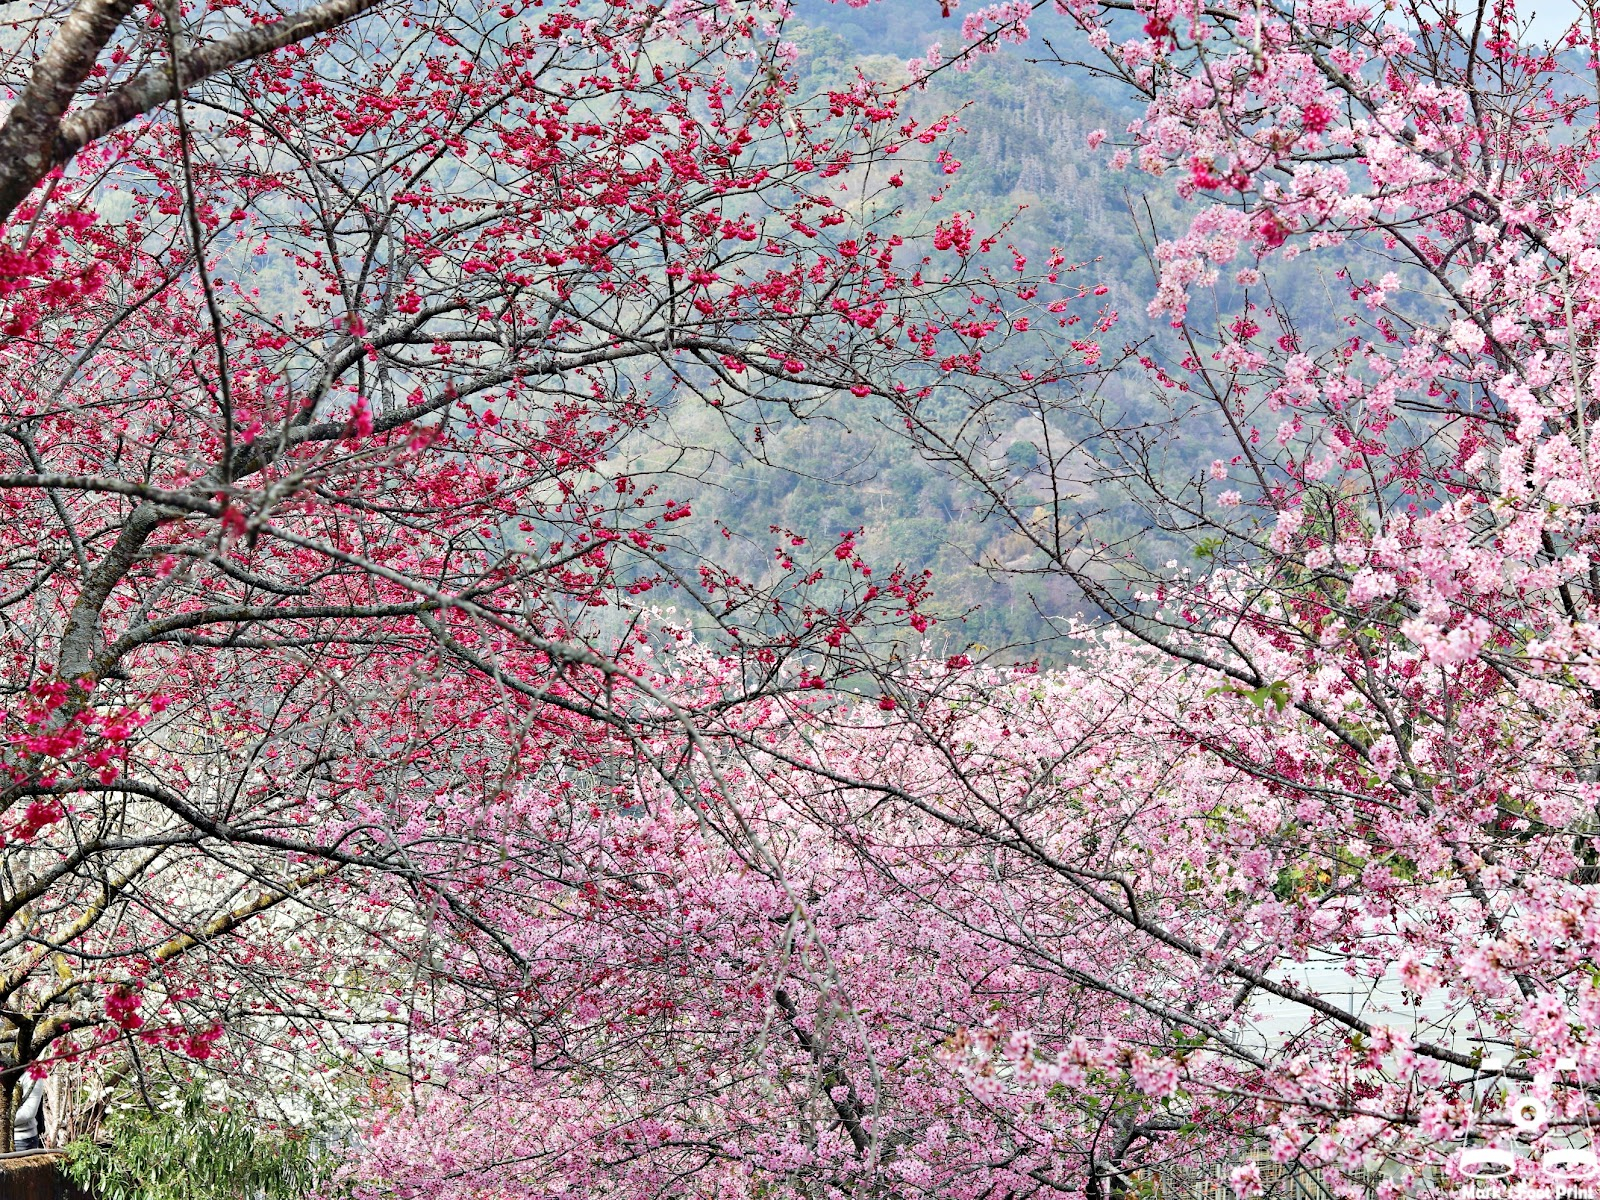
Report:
1526,0,1586,42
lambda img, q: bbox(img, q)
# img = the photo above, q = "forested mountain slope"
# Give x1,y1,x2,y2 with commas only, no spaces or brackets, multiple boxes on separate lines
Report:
638,22,1185,657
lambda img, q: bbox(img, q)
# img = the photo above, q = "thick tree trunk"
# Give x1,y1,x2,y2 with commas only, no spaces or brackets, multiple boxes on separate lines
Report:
0,0,392,229
1,1071,14,1154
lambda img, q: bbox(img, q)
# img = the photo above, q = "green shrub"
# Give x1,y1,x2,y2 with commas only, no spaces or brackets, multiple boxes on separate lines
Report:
63,1088,347,1200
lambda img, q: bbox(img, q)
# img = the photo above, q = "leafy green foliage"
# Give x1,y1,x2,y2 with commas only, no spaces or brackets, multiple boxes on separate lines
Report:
62,1089,346,1200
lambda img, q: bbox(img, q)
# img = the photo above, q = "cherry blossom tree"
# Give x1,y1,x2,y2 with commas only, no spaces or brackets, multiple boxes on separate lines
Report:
312,0,1600,1192
214,0,1600,1189
0,0,1016,1150
822,0,1600,1194
18,0,1600,1190
347,665,1216,1200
